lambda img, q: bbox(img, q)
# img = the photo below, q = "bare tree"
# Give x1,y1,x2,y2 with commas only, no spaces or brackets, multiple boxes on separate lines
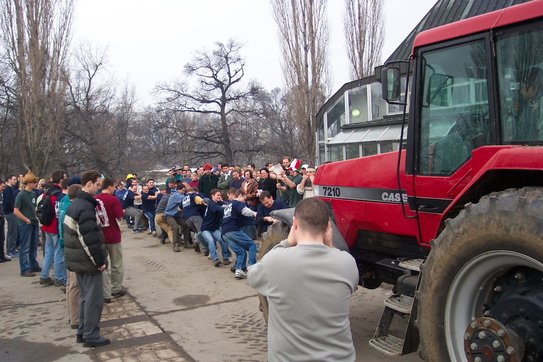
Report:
0,57,21,176
0,0,73,175
271,0,329,163
255,87,303,161
344,0,384,79
64,43,122,176
156,39,259,164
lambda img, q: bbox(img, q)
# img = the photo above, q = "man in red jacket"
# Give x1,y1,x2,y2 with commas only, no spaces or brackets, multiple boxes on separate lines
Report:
95,177,126,302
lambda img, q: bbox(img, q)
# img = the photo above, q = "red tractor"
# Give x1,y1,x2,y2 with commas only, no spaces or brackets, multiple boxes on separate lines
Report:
263,1,543,361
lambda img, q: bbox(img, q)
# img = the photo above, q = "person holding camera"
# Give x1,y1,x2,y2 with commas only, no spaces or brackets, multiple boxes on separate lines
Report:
248,197,359,362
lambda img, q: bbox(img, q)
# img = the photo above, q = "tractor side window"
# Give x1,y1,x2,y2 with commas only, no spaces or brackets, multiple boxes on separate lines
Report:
496,24,543,144
419,40,491,176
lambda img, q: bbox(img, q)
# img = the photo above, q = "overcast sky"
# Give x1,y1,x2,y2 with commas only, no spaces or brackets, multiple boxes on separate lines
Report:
72,0,437,109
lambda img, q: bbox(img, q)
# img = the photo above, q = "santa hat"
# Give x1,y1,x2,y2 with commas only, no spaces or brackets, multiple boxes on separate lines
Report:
289,159,302,172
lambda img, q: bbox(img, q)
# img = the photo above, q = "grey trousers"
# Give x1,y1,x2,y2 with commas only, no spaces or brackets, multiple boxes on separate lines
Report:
77,272,104,341
124,207,142,230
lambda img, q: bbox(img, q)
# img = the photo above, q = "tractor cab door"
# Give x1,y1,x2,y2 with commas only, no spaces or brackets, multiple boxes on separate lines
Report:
409,36,495,244
409,20,543,244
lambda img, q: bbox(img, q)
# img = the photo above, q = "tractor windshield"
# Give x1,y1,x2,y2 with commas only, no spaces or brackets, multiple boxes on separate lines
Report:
496,23,543,144
419,39,491,176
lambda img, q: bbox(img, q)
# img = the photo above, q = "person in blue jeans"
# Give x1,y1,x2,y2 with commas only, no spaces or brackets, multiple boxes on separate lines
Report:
201,189,231,267
221,189,257,279
40,170,67,287
13,171,41,276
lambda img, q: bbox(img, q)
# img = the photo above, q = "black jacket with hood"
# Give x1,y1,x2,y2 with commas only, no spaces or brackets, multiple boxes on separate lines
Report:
64,190,107,274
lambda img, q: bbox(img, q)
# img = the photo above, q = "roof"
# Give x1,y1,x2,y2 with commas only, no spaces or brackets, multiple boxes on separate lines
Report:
386,0,533,62
415,0,543,50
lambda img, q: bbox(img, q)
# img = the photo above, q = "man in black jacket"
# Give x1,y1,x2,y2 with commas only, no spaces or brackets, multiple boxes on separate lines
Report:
3,175,19,258
64,170,110,348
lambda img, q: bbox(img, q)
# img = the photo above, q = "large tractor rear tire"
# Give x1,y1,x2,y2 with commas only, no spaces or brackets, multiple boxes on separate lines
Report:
257,221,290,323
418,188,543,362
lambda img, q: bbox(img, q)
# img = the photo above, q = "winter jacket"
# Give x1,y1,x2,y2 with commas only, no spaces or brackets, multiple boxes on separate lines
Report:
2,186,17,214
64,190,107,274
198,174,219,198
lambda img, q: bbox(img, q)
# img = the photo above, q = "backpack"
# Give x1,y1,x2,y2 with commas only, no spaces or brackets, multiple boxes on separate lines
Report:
37,189,62,226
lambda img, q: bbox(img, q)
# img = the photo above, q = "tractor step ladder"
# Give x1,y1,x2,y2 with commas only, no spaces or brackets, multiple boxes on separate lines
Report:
368,258,424,356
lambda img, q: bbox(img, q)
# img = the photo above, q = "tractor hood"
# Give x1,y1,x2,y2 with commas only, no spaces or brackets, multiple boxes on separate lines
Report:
314,150,406,194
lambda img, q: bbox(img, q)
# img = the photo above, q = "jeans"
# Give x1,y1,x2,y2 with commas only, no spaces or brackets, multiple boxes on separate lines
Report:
0,217,5,258
40,232,66,284
241,224,257,240
5,213,18,255
18,223,40,274
223,230,257,271
201,229,231,261
143,210,156,232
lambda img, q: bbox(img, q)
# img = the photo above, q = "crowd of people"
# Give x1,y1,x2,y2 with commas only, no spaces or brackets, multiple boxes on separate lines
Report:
0,158,316,339
0,157,361,361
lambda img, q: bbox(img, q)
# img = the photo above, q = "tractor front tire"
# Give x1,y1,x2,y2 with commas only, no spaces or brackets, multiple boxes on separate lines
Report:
417,188,543,361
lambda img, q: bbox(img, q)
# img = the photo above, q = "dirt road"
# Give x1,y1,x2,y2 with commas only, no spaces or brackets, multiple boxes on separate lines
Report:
0,228,423,361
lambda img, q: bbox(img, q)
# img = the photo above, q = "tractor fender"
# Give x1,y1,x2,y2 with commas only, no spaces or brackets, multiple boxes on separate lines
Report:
270,207,350,252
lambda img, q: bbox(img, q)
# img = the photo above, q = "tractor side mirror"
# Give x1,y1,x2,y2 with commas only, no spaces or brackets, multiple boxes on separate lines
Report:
381,67,402,104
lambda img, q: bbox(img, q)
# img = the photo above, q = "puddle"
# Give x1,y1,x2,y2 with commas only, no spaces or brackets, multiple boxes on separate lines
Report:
172,294,210,306
0,337,82,361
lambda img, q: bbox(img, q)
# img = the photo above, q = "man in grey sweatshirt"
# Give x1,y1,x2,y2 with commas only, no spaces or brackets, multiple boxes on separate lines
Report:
248,197,359,362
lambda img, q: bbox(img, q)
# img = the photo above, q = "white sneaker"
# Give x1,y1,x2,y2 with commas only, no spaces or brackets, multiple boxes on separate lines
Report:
4,254,12,260
234,269,247,279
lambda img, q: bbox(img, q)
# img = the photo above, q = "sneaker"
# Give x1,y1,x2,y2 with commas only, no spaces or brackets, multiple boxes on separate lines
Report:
214,259,221,267
152,232,157,237
230,265,236,273
160,238,166,244
83,337,110,348
31,266,42,272
132,229,142,234
223,259,231,266
234,269,247,279
54,280,65,287
7,252,18,259
112,290,126,298
3,255,12,261
203,250,210,257
21,271,35,277
39,277,55,286
76,334,84,343
173,244,181,252
104,298,112,304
